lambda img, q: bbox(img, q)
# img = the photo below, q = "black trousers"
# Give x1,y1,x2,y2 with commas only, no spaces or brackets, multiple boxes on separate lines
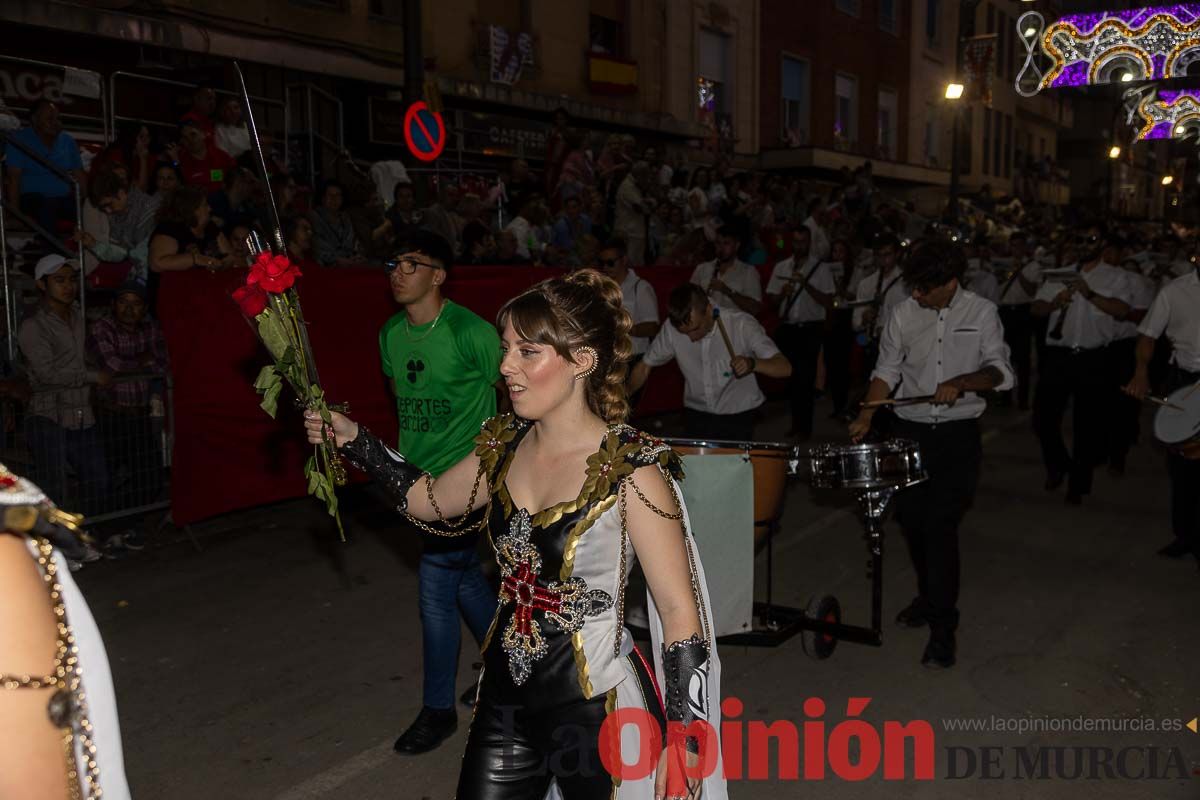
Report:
683,408,755,441
1106,338,1140,465
823,310,854,415
999,305,1033,407
1165,368,1200,558
892,418,982,641
1033,346,1109,495
457,651,665,799
773,322,823,435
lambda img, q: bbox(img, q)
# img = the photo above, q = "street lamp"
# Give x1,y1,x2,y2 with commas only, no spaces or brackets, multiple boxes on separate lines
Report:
1162,175,1174,186
946,83,965,223
1109,146,1121,159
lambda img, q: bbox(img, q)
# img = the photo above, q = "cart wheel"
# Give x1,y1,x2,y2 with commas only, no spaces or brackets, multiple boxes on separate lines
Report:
801,594,841,661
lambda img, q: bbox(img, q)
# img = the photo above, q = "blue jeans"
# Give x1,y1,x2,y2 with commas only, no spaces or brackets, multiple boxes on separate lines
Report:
24,416,109,517
418,546,496,710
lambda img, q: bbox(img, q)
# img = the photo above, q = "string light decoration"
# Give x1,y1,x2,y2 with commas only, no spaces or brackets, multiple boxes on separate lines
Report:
1121,83,1200,139
1016,4,1200,96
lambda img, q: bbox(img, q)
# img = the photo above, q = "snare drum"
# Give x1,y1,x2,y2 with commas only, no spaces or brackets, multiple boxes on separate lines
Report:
808,440,927,490
1154,381,1200,459
664,437,800,549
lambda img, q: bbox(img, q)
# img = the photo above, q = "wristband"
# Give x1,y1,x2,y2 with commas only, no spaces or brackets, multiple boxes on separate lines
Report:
662,633,710,755
338,425,425,512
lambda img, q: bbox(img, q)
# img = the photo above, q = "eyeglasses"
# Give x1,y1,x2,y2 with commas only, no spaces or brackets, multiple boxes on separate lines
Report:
385,254,439,275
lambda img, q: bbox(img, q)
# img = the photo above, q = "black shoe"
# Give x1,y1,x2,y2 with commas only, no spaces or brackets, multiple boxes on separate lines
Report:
895,600,929,628
393,707,457,755
921,634,957,669
459,686,477,708
1044,471,1065,491
1157,539,1191,559
1065,491,1083,506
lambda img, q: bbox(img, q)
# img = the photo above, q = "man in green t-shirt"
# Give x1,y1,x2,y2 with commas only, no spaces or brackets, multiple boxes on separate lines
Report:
378,231,500,755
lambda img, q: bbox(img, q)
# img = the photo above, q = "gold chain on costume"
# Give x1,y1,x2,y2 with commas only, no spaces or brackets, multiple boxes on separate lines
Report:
403,465,492,537
615,464,712,657
1,538,101,799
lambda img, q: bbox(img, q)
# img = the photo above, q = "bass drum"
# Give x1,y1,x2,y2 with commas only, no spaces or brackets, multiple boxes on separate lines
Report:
663,437,800,551
1154,381,1200,459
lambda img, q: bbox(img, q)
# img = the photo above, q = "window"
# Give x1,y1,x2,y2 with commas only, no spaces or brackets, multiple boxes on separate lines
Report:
925,0,941,47
781,56,811,145
589,14,624,56
993,109,1003,177
1004,113,1013,178
836,0,861,17
698,29,732,115
877,87,898,159
879,0,898,34
982,107,991,176
834,72,858,149
924,106,940,166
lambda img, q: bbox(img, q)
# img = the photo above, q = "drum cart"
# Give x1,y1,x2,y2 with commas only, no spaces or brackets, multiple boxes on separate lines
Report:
720,441,927,660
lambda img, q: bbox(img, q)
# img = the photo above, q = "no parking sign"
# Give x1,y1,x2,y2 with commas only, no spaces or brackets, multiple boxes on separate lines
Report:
403,101,446,162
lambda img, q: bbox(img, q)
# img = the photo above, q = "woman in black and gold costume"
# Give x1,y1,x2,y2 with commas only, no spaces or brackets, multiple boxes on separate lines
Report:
305,270,726,800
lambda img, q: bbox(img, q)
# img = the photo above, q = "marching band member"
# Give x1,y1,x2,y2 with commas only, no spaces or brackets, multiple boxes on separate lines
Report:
1031,235,1134,505
689,223,763,316
852,233,908,371
1124,263,1200,568
765,225,836,439
963,238,1000,304
996,231,1041,409
630,283,791,441
1107,258,1157,476
850,239,1013,669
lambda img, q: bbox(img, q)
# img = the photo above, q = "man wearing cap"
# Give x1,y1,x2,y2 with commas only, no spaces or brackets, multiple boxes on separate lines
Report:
18,255,111,519
377,231,501,755
89,282,169,531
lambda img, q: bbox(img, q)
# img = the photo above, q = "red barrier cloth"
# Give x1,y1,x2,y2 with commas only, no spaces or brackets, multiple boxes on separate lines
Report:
161,264,711,524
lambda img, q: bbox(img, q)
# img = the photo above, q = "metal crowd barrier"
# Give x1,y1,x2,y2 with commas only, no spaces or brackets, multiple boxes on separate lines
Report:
2,374,174,529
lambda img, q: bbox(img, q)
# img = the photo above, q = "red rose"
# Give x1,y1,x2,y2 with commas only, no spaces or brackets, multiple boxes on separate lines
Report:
233,283,269,317
248,253,302,293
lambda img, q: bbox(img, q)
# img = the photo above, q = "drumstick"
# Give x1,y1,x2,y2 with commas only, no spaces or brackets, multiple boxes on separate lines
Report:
1146,395,1186,412
861,394,936,408
712,307,737,359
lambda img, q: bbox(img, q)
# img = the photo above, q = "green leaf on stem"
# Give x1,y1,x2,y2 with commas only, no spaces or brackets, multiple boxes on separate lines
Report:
257,308,293,362
254,366,283,418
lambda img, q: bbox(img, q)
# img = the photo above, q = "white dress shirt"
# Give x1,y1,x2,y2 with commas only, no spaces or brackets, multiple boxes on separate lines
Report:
1139,270,1200,371
1115,271,1157,341
997,258,1042,306
964,261,1000,304
872,288,1014,423
690,259,763,312
619,268,660,356
802,216,832,261
766,256,835,324
1035,261,1133,350
852,268,909,334
643,307,781,415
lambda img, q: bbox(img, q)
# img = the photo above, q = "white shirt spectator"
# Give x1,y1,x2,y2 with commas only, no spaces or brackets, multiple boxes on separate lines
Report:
853,269,909,334
872,287,1014,423
690,259,763,312
505,215,537,259
997,258,1042,305
1036,262,1133,350
767,256,836,324
215,123,251,160
964,260,1000,304
619,268,659,356
1139,270,1200,371
1116,271,1157,340
643,307,781,415
802,215,832,261
614,175,646,239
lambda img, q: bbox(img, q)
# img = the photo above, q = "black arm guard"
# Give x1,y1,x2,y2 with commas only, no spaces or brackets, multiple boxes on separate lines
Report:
661,633,711,754
338,426,425,513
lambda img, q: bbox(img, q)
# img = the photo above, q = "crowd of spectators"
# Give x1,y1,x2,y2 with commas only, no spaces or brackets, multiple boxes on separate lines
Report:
3,86,1196,563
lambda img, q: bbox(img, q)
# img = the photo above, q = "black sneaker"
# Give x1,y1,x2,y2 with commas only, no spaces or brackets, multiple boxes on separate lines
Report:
393,707,457,755
121,530,146,551
921,634,957,669
895,599,929,628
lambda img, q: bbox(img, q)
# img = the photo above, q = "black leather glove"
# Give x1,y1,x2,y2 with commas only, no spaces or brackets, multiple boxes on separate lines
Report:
661,633,710,755
338,426,425,513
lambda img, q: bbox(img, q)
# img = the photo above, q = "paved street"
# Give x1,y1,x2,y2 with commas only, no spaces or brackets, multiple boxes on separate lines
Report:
76,401,1200,799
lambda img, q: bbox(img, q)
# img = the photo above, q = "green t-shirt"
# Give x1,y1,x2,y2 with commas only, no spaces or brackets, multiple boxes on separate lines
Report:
380,301,500,477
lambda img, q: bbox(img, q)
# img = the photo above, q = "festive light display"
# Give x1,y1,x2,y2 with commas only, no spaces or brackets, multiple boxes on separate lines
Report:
1124,85,1200,139
1016,4,1200,95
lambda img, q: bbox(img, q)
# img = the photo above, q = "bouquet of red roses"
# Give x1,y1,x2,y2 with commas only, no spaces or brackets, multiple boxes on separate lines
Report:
234,252,345,537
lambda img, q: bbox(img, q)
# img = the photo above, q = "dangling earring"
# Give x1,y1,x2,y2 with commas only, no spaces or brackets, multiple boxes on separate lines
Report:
574,346,599,381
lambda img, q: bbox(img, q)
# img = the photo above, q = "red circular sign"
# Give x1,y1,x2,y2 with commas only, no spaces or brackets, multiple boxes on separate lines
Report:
403,101,446,162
